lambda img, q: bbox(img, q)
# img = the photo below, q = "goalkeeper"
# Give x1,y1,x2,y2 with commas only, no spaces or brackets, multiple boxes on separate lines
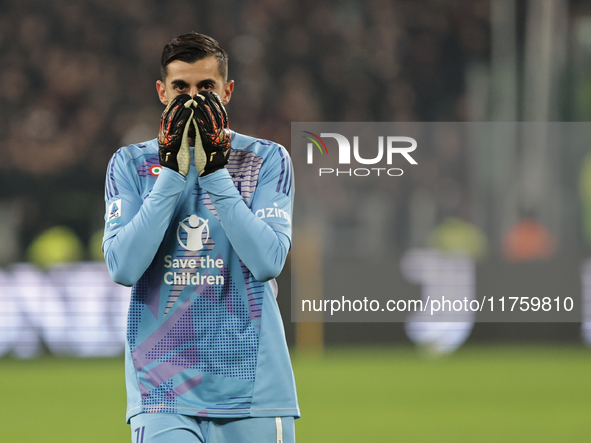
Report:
102,32,298,443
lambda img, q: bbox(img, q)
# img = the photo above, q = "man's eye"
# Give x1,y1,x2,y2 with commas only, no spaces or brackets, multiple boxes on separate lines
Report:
174,85,185,90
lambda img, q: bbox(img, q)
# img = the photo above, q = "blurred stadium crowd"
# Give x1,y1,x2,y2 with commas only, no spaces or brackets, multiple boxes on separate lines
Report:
3,0,591,355
0,0,491,259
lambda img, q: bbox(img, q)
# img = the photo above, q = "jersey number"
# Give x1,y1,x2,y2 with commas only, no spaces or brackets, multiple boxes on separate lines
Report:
134,426,145,443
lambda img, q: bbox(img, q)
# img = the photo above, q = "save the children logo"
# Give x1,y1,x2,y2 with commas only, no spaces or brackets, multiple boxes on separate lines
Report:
302,131,418,177
177,215,210,251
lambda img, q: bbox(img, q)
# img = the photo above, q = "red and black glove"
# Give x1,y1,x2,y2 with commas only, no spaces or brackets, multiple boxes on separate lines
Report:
193,91,231,177
158,94,196,177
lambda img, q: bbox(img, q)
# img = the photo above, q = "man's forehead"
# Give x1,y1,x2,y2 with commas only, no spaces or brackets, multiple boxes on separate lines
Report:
166,57,223,82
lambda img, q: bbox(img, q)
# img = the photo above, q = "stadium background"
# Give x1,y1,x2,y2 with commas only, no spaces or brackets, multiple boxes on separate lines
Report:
1,0,591,441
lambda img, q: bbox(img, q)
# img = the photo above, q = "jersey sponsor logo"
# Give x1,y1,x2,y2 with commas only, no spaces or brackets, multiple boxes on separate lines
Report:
163,254,226,287
177,215,210,251
254,202,291,223
107,199,122,228
149,165,162,177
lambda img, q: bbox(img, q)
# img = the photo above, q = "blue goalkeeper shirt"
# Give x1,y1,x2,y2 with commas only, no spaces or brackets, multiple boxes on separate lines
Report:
102,131,299,422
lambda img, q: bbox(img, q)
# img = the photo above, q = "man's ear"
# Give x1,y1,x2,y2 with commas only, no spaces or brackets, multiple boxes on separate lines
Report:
156,80,168,105
222,80,235,105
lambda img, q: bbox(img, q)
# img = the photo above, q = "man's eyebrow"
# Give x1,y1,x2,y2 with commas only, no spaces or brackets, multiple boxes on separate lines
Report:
170,78,218,88
197,78,217,87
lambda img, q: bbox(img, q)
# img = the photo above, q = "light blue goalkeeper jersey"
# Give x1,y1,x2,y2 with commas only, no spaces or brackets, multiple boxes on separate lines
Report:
102,131,299,422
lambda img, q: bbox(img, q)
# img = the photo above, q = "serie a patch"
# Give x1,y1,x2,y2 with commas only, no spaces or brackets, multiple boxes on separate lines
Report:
107,199,122,228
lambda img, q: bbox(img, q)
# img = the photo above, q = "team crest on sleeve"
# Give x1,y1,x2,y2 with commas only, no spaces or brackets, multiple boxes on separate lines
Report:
107,199,122,228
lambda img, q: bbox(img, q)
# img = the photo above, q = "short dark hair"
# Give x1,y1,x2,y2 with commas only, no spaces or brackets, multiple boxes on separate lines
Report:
160,32,228,81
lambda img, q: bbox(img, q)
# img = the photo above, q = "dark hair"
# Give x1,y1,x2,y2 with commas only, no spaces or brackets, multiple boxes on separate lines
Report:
160,32,228,81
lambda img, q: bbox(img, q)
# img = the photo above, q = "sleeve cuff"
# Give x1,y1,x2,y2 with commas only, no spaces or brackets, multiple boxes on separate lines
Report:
198,168,237,195
152,166,187,195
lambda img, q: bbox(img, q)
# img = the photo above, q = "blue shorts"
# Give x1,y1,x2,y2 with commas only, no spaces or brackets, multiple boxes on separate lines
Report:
129,413,295,443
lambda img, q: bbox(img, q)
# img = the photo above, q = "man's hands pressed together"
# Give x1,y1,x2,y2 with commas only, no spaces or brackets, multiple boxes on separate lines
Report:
158,91,231,178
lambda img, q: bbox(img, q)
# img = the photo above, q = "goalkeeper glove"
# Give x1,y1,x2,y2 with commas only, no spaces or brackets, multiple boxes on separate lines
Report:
158,93,197,177
193,91,231,177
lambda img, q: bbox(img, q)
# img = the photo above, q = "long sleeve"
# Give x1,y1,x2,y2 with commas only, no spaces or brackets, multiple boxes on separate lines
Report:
198,145,293,282
102,150,186,286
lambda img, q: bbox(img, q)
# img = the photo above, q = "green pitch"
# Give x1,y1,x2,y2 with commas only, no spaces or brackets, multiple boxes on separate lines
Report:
1,345,590,442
